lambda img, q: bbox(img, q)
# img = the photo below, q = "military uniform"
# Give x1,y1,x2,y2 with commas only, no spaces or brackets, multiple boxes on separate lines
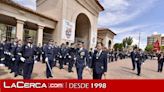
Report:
42,44,46,63
91,50,108,79
53,45,59,67
45,44,55,78
58,47,67,69
4,41,11,68
114,51,118,61
110,51,114,62
36,46,42,62
134,51,144,76
0,43,5,65
64,47,70,65
88,50,93,68
22,43,37,79
131,51,136,70
108,51,112,62
67,47,76,72
118,51,122,59
157,54,164,72
75,48,89,80
10,42,17,73
14,44,23,77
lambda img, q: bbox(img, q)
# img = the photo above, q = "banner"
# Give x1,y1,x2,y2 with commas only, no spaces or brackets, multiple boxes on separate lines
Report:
153,40,160,51
61,19,75,42
0,80,164,92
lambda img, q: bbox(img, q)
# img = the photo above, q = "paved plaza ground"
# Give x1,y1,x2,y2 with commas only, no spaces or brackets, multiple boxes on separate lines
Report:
0,58,164,79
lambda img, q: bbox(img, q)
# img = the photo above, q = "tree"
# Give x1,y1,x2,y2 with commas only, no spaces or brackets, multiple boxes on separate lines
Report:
161,46,164,52
113,43,123,51
113,43,119,50
132,44,138,48
145,45,154,52
126,37,133,47
118,43,123,50
122,37,133,49
122,39,127,48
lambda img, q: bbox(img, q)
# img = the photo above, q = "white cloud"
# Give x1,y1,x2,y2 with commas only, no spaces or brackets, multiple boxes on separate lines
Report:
101,0,129,11
153,32,159,35
112,25,148,34
99,0,163,50
112,23,164,34
98,0,159,26
132,38,139,46
113,23,164,49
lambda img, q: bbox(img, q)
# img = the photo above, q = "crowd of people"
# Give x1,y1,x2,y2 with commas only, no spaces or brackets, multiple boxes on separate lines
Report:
130,47,164,76
0,37,108,80
0,37,164,79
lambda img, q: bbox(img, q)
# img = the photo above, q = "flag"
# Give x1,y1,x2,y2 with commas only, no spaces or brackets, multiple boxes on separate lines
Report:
153,40,160,51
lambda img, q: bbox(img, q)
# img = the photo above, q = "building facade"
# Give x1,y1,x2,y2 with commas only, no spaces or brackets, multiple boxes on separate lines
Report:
97,28,116,49
0,0,104,48
161,36,164,46
147,34,164,46
0,0,57,46
36,0,104,49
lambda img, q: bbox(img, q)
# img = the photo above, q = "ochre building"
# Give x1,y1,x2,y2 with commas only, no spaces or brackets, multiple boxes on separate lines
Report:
0,0,104,49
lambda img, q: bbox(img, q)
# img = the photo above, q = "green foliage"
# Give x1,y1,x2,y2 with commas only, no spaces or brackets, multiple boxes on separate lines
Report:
161,46,164,52
114,43,123,51
122,37,133,49
126,37,133,46
122,39,126,48
145,45,154,52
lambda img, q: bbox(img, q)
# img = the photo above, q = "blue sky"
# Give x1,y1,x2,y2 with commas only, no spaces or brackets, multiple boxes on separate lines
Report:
14,0,164,49
14,0,36,10
98,0,164,49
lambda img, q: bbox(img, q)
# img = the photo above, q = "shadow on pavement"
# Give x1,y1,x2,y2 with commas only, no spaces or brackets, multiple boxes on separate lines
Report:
121,66,132,70
121,68,137,75
143,67,157,73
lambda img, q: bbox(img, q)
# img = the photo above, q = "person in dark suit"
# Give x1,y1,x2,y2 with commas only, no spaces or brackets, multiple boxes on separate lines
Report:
4,40,11,69
108,49,112,62
114,50,118,61
36,43,42,62
58,43,67,69
75,41,89,80
91,42,108,79
134,49,144,76
14,39,23,77
67,43,76,72
130,47,137,70
42,44,46,63
111,50,114,62
53,42,59,67
64,42,70,65
88,48,93,68
0,40,5,66
9,38,18,73
45,39,55,78
21,37,37,79
157,52,164,72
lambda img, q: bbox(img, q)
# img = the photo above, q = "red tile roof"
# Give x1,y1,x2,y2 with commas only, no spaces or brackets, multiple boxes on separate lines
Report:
98,28,117,35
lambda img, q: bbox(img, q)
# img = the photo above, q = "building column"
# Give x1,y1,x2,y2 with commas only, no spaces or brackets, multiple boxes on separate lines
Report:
16,19,24,40
37,25,44,46
103,36,109,49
